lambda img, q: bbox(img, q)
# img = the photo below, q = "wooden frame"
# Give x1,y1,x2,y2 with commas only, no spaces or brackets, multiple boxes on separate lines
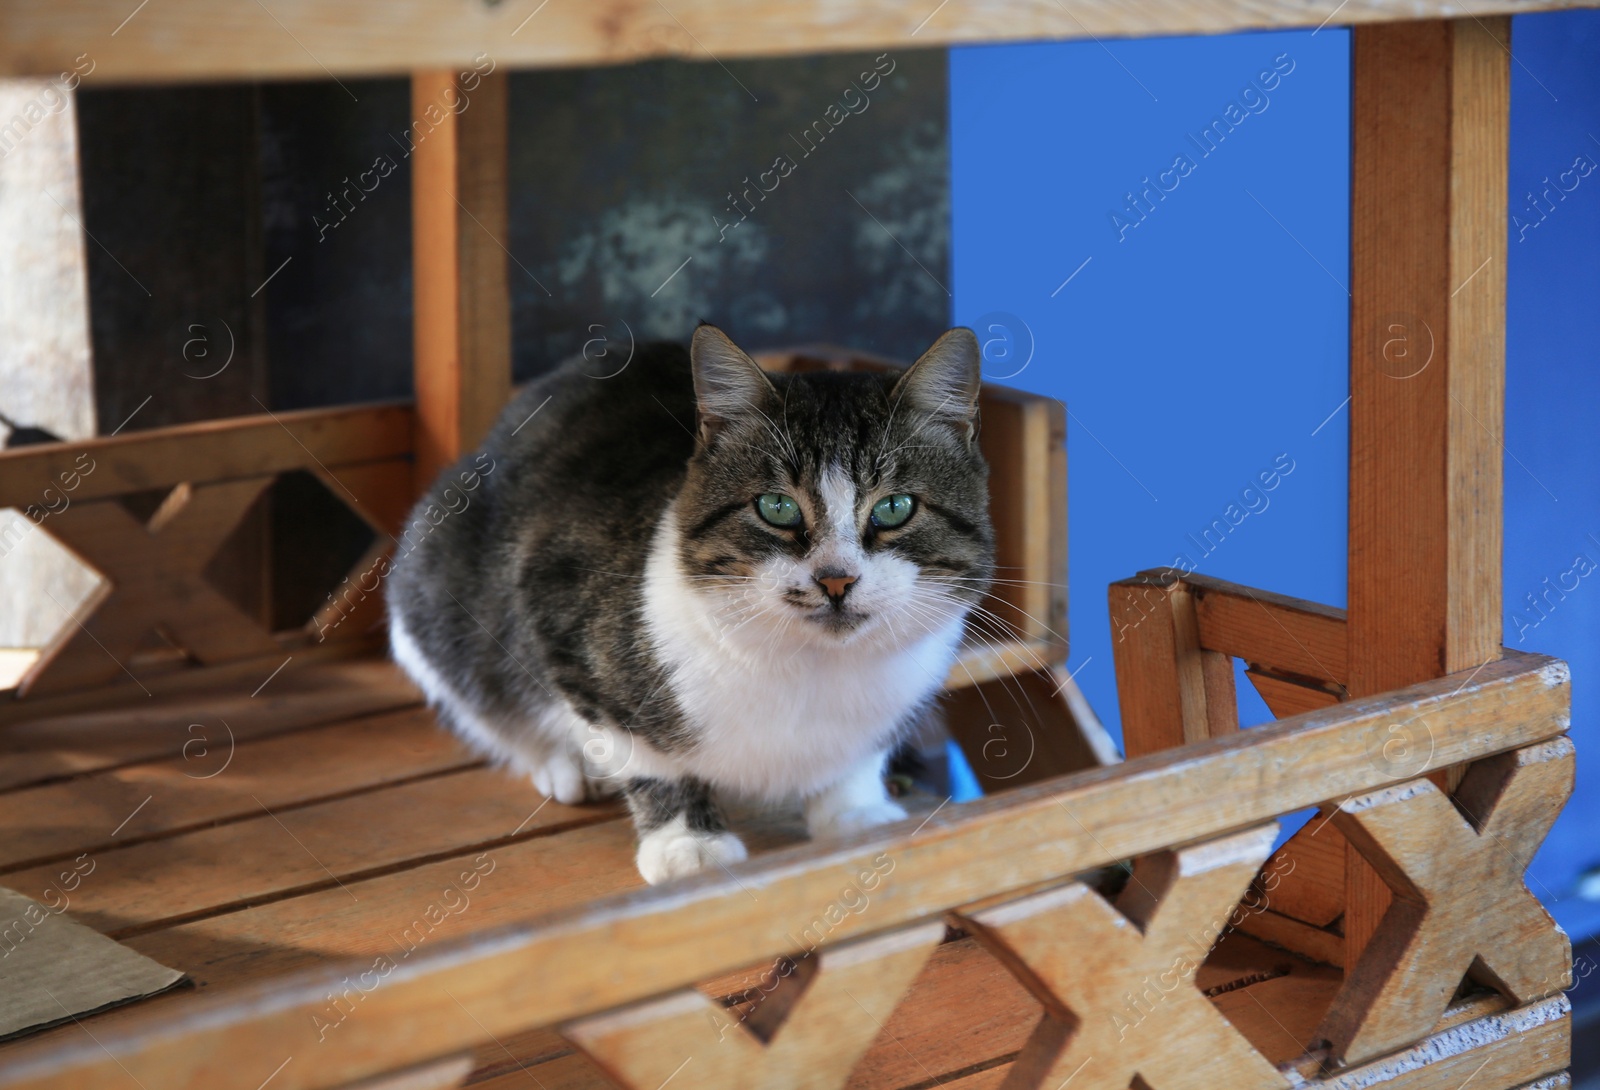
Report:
0,1,1589,83
0,650,1570,1088
0,0,1583,1086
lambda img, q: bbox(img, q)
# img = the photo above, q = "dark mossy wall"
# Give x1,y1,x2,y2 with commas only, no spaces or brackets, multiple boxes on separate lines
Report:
77,50,949,418
506,49,950,379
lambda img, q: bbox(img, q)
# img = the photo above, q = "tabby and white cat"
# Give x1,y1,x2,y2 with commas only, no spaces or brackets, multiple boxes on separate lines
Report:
388,325,993,883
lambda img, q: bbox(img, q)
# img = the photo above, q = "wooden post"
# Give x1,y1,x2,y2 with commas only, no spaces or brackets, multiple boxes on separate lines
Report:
410,67,511,494
1109,570,1238,758
1344,15,1508,970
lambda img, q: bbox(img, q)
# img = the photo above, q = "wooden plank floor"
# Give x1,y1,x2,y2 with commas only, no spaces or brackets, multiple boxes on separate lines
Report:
0,656,1344,1088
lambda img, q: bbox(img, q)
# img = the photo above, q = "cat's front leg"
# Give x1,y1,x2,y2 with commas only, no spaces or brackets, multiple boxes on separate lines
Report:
625,776,747,885
804,750,908,839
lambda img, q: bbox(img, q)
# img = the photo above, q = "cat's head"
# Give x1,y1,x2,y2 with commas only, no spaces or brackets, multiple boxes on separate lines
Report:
672,324,994,652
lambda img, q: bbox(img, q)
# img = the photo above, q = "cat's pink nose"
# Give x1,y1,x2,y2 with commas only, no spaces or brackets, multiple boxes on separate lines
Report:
817,574,858,602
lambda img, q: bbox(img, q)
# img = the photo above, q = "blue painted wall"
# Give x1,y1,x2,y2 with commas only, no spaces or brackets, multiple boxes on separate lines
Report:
950,12,1600,941
1505,11,1600,943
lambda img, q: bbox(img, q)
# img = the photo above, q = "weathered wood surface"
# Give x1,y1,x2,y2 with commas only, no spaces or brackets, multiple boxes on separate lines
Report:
566,924,944,1090
0,651,1567,1090
410,68,511,495
1110,571,1237,757
0,1,1595,83
1318,738,1574,1064
959,826,1288,1090
1345,14,1511,973
0,402,413,511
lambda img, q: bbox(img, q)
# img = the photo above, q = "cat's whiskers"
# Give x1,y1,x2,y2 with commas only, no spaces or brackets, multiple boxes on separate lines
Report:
898,591,1050,725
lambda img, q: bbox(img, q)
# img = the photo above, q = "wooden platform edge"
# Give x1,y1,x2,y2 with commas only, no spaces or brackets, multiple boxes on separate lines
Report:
0,650,1568,1090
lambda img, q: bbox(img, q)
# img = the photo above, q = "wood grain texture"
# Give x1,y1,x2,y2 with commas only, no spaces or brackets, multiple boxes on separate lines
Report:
1345,15,1510,977
0,402,412,511
1247,668,1345,719
1348,16,1507,695
0,652,1567,1090
957,825,1287,1090
341,1054,473,1090
979,394,1068,661
1185,572,1349,686
0,658,419,793
0,2,1593,83
411,69,511,495
943,667,1114,790
955,994,1569,1090
19,478,282,695
1,767,616,938
1109,571,1238,757
565,923,943,1090
1319,738,1573,1064
0,707,473,871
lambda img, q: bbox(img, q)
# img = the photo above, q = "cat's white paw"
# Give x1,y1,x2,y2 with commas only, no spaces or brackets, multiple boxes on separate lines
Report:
528,749,620,804
808,799,908,838
636,818,748,885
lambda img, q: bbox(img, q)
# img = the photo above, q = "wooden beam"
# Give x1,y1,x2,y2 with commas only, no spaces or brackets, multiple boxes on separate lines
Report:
1185,572,1349,686
1109,571,1237,757
0,651,1565,1090
411,67,511,495
1345,14,1510,970
1,1,1594,84
0,402,412,510
1348,17,1507,696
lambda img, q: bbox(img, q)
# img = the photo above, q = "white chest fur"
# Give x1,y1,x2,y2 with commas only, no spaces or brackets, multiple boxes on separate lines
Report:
642,509,966,799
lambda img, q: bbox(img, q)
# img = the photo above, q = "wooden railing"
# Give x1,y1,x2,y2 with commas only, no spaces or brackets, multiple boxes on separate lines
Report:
0,358,1068,712
0,403,413,705
0,639,1571,1089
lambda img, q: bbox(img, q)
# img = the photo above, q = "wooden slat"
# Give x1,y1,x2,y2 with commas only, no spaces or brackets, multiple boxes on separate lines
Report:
0,2,1594,84
1109,571,1237,757
942,667,1114,790
564,923,945,1090
1234,909,1344,969
0,658,419,793
1345,14,1510,972
341,1054,473,1090
1318,738,1573,1064
0,402,411,511
123,819,643,988
942,994,1569,1090
0,707,474,872
956,826,1287,1090
411,68,511,494
0,768,618,938
978,394,1067,659
0,651,1565,1090
1185,573,1349,686
1247,668,1344,719
20,477,282,696
0,635,386,726
1255,819,1346,928
486,932,1338,1090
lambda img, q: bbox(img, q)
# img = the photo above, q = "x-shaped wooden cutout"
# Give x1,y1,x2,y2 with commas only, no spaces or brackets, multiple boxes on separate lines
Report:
23,477,280,696
957,825,1287,1090
563,921,942,1090
1318,736,1573,1064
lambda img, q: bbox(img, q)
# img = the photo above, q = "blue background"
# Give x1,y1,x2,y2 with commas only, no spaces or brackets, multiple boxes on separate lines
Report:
949,13,1600,942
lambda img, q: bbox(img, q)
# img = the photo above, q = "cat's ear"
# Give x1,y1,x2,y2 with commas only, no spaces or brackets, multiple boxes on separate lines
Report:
892,327,982,444
690,324,776,446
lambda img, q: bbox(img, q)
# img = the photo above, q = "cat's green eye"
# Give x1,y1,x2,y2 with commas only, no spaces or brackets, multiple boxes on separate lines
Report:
871,494,916,529
756,493,803,528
